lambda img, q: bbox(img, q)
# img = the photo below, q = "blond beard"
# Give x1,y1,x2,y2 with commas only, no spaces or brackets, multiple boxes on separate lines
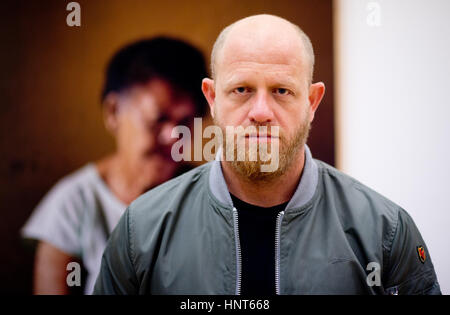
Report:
214,117,311,183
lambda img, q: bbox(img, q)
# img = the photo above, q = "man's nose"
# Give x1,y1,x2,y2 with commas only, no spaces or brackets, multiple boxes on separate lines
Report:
247,91,274,124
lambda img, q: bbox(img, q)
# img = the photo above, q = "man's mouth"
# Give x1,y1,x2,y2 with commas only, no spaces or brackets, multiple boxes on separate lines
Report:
245,134,279,142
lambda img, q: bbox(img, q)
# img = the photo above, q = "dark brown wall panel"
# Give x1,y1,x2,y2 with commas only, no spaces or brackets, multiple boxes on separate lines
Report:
0,0,333,293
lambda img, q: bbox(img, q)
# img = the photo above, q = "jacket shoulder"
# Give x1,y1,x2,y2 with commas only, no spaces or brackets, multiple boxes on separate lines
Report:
126,162,211,250
314,159,401,219
123,163,211,275
313,159,401,258
314,160,440,294
129,162,210,217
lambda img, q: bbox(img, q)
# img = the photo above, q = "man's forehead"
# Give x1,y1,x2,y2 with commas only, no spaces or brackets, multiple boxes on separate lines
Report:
217,23,306,76
222,46,303,69
221,61,301,84
217,45,306,85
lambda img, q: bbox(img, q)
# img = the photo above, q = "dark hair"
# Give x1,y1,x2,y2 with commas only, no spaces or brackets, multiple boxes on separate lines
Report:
101,36,208,116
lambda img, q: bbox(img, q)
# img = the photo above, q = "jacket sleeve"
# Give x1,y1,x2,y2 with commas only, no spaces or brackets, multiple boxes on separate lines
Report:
384,208,441,295
93,208,139,294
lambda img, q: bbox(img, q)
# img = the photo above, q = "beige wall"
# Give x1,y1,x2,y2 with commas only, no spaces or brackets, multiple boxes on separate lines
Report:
0,0,333,293
334,0,450,293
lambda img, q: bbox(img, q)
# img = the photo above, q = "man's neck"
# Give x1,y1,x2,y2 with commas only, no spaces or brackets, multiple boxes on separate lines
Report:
221,147,305,207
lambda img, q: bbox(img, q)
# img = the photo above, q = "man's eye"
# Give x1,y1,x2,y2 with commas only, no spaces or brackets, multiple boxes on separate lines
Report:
274,88,289,95
234,87,249,94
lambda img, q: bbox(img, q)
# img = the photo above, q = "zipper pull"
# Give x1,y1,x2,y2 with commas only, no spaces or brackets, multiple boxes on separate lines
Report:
386,286,399,295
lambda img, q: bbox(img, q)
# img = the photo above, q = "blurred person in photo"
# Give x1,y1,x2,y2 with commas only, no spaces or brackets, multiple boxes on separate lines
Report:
21,37,208,294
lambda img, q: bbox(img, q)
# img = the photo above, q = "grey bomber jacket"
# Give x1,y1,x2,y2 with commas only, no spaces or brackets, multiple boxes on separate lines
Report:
94,145,441,294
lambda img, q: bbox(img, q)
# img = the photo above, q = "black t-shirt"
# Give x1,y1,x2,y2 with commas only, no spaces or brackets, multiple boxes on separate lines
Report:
230,193,288,295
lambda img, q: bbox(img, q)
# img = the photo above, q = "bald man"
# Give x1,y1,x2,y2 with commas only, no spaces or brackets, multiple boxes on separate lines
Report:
94,15,440,295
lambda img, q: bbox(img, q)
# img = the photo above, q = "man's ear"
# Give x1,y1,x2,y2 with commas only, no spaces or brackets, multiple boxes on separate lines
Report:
102,92,120,134
202,78,216,119
308,82,325,122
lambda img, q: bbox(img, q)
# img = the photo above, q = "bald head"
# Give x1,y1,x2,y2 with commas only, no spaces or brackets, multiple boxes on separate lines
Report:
211,14,315,84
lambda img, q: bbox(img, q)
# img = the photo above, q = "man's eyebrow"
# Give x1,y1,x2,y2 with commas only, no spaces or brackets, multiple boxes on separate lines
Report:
220,71,253,86
223,76,299,90
268,78,299,88
223,77,251,87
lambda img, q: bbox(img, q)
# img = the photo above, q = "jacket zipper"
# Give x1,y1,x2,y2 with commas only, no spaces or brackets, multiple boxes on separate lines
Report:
232,207,242,295
275,211,285,295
